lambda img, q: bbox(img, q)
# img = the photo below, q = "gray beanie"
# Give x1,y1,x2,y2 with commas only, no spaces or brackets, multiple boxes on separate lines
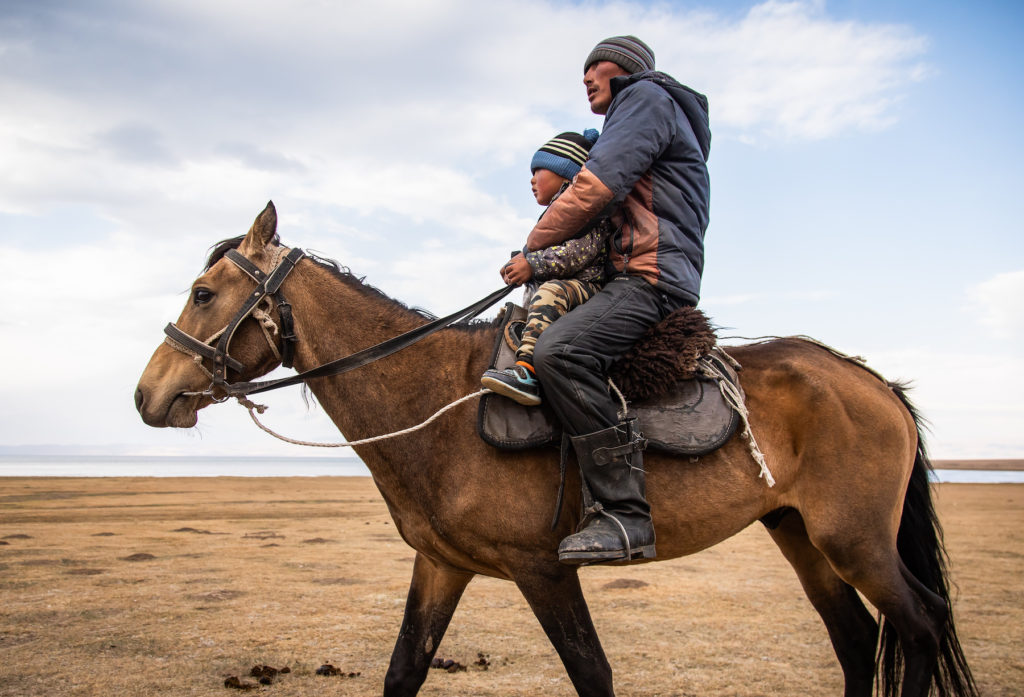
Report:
584,35,655,74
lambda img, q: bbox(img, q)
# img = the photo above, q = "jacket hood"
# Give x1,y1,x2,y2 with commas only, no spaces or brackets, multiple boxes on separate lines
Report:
612,71,711,162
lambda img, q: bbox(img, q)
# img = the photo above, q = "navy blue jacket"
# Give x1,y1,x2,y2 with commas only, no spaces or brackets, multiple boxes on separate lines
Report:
527,71,711,304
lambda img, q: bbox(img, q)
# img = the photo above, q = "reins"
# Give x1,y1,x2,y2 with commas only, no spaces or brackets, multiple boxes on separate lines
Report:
162,243,772,489
164,245,514,402
224,283,514,397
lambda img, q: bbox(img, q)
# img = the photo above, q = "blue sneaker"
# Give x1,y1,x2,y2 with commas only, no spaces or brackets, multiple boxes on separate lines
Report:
481,364,542,406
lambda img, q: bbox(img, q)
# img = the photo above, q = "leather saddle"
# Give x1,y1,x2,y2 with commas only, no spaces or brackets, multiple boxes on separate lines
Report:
477,303,742,455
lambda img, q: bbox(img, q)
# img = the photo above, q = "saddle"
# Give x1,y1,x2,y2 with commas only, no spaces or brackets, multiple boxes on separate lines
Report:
477,303,743,456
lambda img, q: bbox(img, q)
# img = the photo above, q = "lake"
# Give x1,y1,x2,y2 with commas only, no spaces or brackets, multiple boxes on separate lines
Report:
1,455,1021,482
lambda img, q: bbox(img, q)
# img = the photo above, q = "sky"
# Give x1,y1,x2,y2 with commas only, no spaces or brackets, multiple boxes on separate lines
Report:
0,0,1021,461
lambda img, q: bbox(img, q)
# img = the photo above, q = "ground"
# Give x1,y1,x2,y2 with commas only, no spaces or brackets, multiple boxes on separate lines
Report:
0,477,1020,696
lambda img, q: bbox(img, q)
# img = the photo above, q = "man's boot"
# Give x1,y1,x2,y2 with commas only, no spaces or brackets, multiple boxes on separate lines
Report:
558,419,655,564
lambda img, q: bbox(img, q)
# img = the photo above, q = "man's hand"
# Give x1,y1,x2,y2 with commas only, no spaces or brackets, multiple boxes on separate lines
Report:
500,253,533,286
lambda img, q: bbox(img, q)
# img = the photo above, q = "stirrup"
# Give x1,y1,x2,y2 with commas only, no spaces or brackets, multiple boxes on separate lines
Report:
557,510,656,565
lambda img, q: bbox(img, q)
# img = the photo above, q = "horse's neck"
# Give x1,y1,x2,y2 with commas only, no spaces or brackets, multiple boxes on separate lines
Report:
283,261,485,474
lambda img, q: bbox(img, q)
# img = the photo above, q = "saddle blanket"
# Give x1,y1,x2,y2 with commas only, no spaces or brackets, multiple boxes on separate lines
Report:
476,304,742,455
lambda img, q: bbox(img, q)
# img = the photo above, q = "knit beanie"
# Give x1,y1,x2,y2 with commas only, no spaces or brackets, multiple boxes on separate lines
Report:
584,35,655,74
530,129,600,180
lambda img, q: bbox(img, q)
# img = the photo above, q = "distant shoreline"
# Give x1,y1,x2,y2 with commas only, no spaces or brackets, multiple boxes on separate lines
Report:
933,459,1024,471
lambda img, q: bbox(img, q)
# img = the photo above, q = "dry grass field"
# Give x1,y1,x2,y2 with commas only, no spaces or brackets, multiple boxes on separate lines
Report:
0,476,1020,696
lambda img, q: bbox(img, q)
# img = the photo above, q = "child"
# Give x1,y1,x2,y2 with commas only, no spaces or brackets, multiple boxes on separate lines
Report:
481,129,611,406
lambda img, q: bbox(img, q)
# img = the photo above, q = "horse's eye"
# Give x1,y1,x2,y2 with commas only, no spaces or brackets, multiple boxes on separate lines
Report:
193,288,214,305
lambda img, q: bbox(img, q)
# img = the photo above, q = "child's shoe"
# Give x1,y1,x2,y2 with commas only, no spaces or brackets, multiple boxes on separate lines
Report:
481,364,542,406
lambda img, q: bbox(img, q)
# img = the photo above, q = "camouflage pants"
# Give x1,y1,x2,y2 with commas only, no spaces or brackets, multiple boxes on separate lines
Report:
517,279,602,364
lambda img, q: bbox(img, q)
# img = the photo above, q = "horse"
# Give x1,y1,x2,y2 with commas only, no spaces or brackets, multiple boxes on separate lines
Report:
135,202,976,697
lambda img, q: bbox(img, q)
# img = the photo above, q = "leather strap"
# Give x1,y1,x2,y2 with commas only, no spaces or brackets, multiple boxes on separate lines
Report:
275,290,297,369
210,248,306,382
164,244,513,398
164,322,246,373
163,247,306,384
222,283,515,396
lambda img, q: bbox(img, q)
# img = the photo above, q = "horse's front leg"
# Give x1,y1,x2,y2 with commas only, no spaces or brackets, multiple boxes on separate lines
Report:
383,552,473,697
515,563,615,697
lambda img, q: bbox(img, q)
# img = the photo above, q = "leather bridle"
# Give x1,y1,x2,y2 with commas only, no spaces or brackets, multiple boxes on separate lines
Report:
163,247,305,393
162,244,514,399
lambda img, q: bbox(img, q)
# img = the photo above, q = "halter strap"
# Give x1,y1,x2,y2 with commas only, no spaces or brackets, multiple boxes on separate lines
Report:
210,248,305,382
162,243,513,398
163,247,306,385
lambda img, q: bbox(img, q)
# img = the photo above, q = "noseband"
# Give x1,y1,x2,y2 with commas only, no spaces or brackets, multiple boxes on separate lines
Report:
163,247,306,390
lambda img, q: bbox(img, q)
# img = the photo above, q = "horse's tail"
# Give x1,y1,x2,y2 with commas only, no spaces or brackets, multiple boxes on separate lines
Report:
877,382,978,697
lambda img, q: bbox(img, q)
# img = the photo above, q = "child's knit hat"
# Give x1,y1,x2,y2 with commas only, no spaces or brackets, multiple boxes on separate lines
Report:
584,35,655,74
530,129,600,180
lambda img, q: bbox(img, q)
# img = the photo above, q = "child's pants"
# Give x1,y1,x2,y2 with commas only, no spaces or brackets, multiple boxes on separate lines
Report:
517,279,602,364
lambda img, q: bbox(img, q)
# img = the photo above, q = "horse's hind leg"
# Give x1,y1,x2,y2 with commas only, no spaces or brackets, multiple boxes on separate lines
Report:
813,531,945,697
383,553,473,697
766,511,878,697
515,564,615,697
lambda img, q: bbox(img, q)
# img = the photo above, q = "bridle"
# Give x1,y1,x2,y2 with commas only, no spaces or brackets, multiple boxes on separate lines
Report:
163,246,306,396
162,244,513,400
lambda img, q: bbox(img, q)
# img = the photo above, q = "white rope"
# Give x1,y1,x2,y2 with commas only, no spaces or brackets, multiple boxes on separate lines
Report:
236,389,492,448
607,378,629,422
163,335,216,381
698,355,776,487
251,297,282,362
226,348,774,489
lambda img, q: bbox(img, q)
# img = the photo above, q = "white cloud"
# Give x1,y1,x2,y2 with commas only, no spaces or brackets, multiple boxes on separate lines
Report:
0,1,930,216
0,1,955,454
969,269,1024,340
864,348,1024,459
677,1,931,140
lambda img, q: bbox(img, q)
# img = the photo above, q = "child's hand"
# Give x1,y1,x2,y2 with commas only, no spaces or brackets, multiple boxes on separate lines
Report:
501,254,534,286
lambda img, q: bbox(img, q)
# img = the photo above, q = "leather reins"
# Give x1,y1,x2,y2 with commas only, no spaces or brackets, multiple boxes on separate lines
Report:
163,245,513,399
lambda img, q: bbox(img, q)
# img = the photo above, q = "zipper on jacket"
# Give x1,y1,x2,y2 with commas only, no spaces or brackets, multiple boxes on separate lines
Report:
621,217,634,267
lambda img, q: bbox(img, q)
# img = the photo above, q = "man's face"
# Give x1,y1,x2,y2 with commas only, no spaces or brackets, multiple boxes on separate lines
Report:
584,60,630,115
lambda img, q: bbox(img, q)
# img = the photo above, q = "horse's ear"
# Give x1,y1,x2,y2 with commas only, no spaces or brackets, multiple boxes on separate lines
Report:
241,201,278,254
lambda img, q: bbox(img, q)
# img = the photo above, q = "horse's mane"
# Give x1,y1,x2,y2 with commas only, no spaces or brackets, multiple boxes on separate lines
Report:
205,236,490,330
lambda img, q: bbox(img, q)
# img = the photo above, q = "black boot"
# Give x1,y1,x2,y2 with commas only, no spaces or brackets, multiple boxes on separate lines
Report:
558,419,655,564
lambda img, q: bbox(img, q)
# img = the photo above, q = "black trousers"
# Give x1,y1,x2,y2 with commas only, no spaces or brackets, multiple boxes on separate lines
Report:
532,275,684,437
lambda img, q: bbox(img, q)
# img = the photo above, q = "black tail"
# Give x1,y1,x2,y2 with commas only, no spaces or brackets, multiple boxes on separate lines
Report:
877,383,978,697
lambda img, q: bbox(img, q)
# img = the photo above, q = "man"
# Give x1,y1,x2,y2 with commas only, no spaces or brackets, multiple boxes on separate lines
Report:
520,35,711,564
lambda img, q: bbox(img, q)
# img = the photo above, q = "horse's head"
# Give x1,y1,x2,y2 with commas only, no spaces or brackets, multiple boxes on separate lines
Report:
135,201,295,427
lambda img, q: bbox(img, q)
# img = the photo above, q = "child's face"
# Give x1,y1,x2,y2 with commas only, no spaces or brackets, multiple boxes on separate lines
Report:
531,168,567,206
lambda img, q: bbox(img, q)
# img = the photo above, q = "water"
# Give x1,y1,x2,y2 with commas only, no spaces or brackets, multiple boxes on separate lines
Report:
929,469,1024,484
0,455,370,478
0,455,1020,482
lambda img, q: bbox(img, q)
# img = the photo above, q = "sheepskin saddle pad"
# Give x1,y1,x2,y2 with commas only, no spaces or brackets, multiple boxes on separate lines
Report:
477,302,742,454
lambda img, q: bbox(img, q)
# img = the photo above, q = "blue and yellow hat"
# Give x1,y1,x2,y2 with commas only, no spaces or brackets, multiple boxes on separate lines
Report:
530,129,600,180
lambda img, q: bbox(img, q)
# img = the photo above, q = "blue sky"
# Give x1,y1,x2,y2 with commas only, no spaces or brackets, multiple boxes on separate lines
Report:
0,0,1021,460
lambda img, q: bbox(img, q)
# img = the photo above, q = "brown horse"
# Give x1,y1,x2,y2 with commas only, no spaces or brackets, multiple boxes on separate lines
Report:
135,203,976,697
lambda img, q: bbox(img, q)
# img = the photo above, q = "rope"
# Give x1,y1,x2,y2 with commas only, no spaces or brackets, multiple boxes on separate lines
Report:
607,378,629,422
163,335,216,381
698,354,776,487
251,297,282,362
165,298,283,391
236,389,492,448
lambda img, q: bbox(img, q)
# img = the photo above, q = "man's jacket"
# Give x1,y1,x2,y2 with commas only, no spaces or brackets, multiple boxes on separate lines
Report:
526,71,711,304
523,184,613,285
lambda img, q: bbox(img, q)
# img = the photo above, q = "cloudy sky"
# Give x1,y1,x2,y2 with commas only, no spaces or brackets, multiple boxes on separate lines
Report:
1,0,1021,461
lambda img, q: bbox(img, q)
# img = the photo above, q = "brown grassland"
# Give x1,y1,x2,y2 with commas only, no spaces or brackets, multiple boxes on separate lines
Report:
0,476,1020,696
